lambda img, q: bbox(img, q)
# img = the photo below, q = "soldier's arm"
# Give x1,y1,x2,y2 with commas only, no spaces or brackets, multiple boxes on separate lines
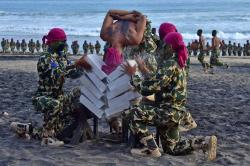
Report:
126,15,147,45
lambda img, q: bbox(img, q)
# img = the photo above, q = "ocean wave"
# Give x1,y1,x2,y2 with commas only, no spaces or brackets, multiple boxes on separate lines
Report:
182,31,250,40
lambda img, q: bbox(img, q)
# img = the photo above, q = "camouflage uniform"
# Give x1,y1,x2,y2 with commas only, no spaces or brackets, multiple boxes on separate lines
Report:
32,51,84,139
16,40,21,53
21,40,27,54
95,41,101,54
127,55,200,155
228,42,233,56
206,42,210,56
237,44,242,56
198,39,210,70
221,43,227,56
71,41,79,55
10,39,16,54
82,41,89,54
28,39,36,54
5,40,10,53
245,42,250,56
89,43,94,54
232,43,237,56
210,48,225,67
1,38,6,53
36,40,41,53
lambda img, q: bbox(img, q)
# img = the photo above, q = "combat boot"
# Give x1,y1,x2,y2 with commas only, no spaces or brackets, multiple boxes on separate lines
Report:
131,135,161,158
192,135,217,161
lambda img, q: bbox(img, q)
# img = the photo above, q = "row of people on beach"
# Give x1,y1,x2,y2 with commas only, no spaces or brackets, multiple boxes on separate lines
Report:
188,39,250,57
11,10,221,161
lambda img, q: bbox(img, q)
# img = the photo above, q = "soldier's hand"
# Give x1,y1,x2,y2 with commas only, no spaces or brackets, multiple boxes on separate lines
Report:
75,56,92,72
122,62,136,76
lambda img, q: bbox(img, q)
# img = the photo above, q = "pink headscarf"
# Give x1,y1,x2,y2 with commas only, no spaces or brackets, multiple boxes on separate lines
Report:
164,32,188,69
101,47,123,75
42,28,67,45
159,23,177,40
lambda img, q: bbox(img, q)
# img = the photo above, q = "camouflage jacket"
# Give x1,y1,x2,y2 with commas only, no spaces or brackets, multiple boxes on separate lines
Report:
35,51,83,99
132,56,187,111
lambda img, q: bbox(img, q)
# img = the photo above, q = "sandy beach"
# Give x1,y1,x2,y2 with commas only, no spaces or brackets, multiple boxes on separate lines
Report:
0,55,250,166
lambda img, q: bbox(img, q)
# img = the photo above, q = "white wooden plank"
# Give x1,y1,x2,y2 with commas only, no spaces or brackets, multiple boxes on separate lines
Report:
80,74,103,99
107,66,124,83
80,95,104,118
105,100,130,118
85,54,107,80
80,86,105,109
85,72,106,93
108,74,131,91
106,82,132,100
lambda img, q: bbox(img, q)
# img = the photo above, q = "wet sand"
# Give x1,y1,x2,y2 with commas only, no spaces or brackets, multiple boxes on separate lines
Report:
0,55,250,166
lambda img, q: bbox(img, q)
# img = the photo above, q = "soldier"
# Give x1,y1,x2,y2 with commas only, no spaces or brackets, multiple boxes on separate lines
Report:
10,38,16,54
21,39,27,54
187,42,192,56
237,43,242,56
11,28,93,146
5,39,10,53
1,38,6,53
82,40,89,54
206,42,210,56
28,39,36,54
89,42,94,54
16,40,21,53
124,32,217,160
71,41,79,55
36,40,41,53
197,29,210,72
232,42,237,56
228,41,233,56
210,30,228,68
221,40,227,56
151,27,160,46
246,40,250,56
42,42,47,52
95,40,101,55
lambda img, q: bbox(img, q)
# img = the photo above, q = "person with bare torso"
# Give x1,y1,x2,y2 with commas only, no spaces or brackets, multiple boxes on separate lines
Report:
197,29,210,72
100,10,146,74
210,30,228,68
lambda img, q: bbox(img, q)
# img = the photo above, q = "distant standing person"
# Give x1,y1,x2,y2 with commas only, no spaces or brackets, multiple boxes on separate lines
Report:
151,27,160,46
1,38,6,53
210,30,228,68
89,42,94,54
95,40,101,55
10,38,16,54
5,39,10,53
246,40,250,56
21,39,27,54
71,41,79,55
82,40,89,54
227,41,232,56
28,39,36,54
206,42,210,56
197,29,210,72
237,43,242,56
221,40,227,56
36,40,41,53
16,40,21,53
232,42,237,56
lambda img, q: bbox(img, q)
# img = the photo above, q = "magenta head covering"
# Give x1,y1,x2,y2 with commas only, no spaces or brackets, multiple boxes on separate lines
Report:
42,28,67,45
164,32,188,69
159,22,177,40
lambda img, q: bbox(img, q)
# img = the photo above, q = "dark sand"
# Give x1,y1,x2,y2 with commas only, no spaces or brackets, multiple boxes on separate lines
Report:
0,55,250,166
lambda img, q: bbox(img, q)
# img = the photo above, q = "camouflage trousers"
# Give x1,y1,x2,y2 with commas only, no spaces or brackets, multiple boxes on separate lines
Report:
198,51,210,69
127,104,201,155
32,87,81,139
210,49,225,67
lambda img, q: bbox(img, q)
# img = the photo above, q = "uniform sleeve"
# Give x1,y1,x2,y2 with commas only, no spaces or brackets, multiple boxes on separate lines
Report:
132,63,176,96
65,59,84,79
